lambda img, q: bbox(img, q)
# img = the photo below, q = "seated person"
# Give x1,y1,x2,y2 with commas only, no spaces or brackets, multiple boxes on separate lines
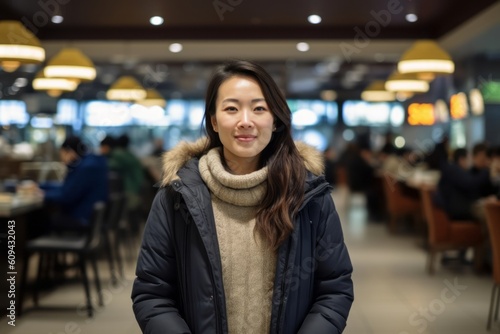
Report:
470,143,499,197
323,146,337,186
99,135,116,158
434,148,490,221
40,136,108,231
491,146,500,185
106,134,145,232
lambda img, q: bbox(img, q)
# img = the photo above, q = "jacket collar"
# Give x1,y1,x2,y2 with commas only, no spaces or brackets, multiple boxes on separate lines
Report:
160,137,325,187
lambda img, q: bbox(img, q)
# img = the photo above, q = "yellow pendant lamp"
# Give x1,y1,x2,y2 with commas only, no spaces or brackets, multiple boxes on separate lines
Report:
32,70,78,97
361,80,396,102
44,48,96,82
136,89,166,108
0,21,45,72
397,40,454,81
385,72,429,93
106,76,146,101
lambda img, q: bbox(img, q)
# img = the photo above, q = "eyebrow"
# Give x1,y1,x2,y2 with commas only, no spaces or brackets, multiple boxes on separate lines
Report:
221,98,266,104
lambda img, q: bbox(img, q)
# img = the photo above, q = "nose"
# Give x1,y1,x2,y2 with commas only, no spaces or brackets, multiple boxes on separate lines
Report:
238,108,254,129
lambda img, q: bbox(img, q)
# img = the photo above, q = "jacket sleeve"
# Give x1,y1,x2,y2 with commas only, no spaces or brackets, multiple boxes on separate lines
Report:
298,194,354,334
43,164,98,205
131,188,192,334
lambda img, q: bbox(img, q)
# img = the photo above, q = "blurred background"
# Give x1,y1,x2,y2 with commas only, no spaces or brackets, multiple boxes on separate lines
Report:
1,0,500,333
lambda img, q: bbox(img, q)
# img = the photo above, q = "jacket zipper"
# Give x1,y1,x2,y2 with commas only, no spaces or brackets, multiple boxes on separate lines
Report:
275,182,330,333
183,216,192,324
183,186,223,334
209,268,221,333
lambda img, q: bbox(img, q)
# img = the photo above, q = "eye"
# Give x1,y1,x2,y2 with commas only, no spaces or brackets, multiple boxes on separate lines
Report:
254,106,268,112
223,106,238,112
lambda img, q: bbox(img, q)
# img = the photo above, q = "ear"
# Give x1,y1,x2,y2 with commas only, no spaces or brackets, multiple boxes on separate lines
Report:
211,116,218,132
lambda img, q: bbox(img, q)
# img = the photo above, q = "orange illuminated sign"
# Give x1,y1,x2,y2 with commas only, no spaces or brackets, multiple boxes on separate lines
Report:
407,103,435,126
450,93,468,120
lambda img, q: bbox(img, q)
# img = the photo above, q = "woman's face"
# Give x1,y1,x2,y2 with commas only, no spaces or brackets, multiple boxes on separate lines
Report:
211,75,275,174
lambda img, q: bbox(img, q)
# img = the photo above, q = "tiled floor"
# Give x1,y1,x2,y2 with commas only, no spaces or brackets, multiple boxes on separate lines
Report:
2,188,497,334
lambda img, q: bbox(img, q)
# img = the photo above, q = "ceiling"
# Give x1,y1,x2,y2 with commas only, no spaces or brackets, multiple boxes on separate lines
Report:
0,0,500,102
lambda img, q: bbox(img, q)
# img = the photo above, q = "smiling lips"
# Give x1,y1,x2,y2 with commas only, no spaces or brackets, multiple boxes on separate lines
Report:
235,135,256,142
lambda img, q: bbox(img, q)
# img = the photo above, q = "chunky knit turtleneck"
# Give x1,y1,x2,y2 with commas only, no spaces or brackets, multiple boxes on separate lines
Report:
199,148,277,334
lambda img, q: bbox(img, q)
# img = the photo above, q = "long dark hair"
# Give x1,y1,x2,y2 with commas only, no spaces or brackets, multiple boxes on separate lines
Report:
202,60,306,250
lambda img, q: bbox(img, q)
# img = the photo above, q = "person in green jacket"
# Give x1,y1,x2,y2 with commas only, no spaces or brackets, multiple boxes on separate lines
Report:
101,134,145,231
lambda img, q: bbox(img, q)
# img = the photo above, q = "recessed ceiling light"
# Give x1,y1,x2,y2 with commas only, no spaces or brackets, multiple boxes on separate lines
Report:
51,15,64,24
405,13,418,22
296,42,310,52
150,16,164,26
308,15,322,24
169,43,183,53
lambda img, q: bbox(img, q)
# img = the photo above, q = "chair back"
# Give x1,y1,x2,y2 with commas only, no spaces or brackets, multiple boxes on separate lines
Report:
420,187,451,245
485,201,500,284
108,171,124,195
336,166,347,186
107,192,127,231
104,171,126,230
87,201,107,250
382,175,404,213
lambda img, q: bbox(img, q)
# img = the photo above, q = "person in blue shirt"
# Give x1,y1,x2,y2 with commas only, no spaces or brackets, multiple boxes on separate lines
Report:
41,136,108,230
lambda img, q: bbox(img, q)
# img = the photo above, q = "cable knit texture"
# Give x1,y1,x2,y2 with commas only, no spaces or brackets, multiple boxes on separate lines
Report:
199,148,277,334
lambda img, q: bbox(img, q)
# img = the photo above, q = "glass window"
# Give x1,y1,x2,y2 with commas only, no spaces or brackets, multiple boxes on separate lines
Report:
0,100,29,125
55,99,78,125
83,101,133,127
165,99,187,125
343,100,404,127
287,100,338,127
187,100,205,129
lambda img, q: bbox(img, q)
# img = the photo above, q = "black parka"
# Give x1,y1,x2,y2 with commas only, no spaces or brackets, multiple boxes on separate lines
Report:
132,140,354,334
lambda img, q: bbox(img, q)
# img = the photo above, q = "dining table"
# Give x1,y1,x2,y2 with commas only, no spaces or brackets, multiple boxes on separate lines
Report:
1,193,45,317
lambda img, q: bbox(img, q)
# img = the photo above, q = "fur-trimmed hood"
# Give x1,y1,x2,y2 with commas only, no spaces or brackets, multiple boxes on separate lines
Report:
161,137,324,187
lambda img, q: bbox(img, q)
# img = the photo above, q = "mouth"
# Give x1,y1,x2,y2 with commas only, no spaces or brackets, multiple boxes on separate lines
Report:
235,135,257,142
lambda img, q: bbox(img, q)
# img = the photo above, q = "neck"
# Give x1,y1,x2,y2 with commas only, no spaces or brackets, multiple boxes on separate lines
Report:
198,148,268,207
222,151,260,175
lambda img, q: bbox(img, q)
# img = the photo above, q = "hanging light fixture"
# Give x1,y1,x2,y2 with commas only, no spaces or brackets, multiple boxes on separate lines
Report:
106,76,146,101
397,40,454,80
44,48,96,82
136,88,166,108
385,72,429,93
32,70,78,97
0,21,45,72
361,80,396,102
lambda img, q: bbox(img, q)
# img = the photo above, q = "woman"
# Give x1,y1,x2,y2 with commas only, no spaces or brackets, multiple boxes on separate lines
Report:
132,60,353,334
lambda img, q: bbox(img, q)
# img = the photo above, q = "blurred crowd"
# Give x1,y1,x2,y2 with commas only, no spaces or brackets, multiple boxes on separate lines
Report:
323,133,500,222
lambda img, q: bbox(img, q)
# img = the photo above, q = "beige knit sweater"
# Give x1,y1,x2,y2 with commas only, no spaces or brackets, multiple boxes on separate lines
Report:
199,148,277,334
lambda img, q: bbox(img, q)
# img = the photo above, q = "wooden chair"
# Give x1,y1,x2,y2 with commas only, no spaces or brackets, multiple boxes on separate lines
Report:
102,172,127,285
420,188,484,275
19,202,107,317
381,175,421,233
484,201,500,331
336,166,348,186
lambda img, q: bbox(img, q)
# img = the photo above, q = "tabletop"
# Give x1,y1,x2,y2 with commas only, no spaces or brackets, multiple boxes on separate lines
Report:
0,193,44,217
